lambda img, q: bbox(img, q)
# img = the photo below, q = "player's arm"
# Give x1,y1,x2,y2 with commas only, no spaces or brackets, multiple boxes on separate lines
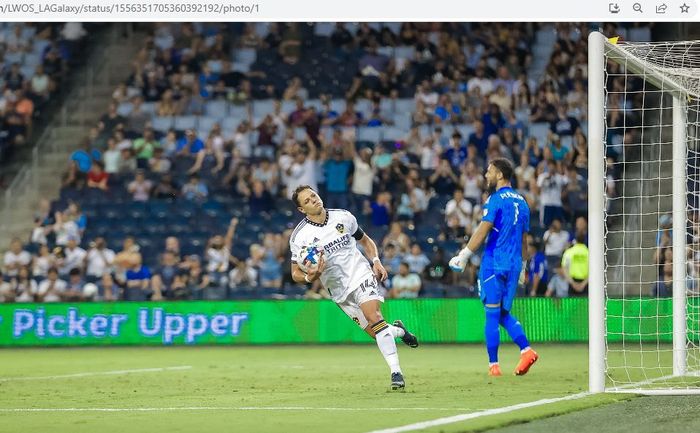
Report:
357,231,388,282
449,220,493,272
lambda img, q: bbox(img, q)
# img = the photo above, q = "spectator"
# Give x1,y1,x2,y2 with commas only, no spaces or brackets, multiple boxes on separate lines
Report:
36,267,66,302
128,169,153,201
124,254,158,300
526,237,548,296
424,248,449,284
151,251,185,300
3,238,32,279
543,218,570,273
429,159,459,196
102,138,121,174
323,144,353,210
550,104,580,137
58,236,86,277
132,128,160,167
149,147,172,174
152,173,179,200
98,273,120,301
0,270,12,302
445,188,473,238
259,249,283,289
86,161,109,191
64,268,87,301
382,221,411,254
561,234,589,297
32,244,56,281
404,243,431,275
98,103,125,139
126,96,150,137
460,161,484,206
547,133,571,164
176,129,205,156
652,260,674,297
205,218,238,287
85,237,115,282
9,266,37,303
536,159,568,227
247,180,274,215
381,243,404,278
181,174,209,201
389,262,421,299
443,132,467,170
545,264,569,298
229,258,258,290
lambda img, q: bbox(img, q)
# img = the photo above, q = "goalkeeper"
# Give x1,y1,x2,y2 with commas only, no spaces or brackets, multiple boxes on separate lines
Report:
449,158,538,376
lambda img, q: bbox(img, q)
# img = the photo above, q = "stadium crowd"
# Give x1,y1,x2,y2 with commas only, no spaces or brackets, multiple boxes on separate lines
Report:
1,22,645,303
0,23,90,170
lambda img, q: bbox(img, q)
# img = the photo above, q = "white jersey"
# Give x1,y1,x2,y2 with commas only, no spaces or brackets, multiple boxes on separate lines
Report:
289,209,374,303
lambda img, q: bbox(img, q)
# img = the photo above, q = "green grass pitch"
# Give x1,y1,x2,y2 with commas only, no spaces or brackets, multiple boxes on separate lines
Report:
1,345,697,433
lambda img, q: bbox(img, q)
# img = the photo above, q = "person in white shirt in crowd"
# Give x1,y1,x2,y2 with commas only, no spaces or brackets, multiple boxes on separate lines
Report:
52,210,81,246
128,169,153,202
85,237,116,283
205,218,239,287
351,147,375,214
32,244,56,281
8,267,37,303
536,159,568,227
37,267,67,303
404,243,431,275
445,188,474,238
389,262,422,299
543,218,571,274
58,236,87,277
3,238,32,279
460,161,484,206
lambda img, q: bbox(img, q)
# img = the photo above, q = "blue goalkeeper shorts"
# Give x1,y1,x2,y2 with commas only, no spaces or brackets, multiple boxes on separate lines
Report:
478,267,519,312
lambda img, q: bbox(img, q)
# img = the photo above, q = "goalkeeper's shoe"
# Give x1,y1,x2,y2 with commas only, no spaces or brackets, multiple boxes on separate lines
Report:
449,255,467,273
514,348,539,376
488,364,502,377
393,320,419,348
391,372,405,390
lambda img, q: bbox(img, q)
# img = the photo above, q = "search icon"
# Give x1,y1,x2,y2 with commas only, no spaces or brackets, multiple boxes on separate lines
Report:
633,2,643,11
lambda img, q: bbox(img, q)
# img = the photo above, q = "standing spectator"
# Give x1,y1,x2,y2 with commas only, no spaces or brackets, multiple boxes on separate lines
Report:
52,211,81,246
543,218,570,273
351,147,375,214
85,237,115,283
128,170,153,201
366,192,394,227
389,262,422,299
247,180,274,215
429,159,459,196
36,267,66,303
3,238,32,279
445,188,473,238
181,174,209,201
561,234,589,297
205,218,238,287
460,161,484,206
536,160,568,227
404,243,431,275
323,145,354,210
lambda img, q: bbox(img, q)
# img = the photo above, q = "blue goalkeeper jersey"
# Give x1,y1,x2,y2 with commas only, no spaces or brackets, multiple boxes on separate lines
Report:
481,186,530,271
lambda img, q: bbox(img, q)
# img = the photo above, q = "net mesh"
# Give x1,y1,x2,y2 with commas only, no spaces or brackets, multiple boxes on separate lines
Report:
602,38,700,392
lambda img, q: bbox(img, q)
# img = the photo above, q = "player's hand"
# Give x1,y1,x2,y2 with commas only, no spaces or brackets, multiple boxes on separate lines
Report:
372,260,388,282
306,253,325,281
518,261,527,286
449,255,466,273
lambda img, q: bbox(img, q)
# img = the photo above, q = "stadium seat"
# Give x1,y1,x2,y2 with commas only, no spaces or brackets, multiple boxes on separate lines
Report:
173,116,198,131
152,116,174,133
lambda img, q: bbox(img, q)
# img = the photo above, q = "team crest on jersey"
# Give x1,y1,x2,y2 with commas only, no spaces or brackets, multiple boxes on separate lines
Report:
336,223,345,234
312,237,320,244
483,208,488,217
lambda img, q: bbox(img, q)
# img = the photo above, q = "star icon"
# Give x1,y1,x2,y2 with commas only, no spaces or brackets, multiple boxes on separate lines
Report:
680,3,690,13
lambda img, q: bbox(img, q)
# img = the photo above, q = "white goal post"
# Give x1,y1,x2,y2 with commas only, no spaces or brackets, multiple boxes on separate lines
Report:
588,31,700,394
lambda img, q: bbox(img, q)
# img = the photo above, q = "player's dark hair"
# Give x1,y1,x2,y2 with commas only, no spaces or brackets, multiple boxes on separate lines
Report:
490,157,514,182
292,185,314,207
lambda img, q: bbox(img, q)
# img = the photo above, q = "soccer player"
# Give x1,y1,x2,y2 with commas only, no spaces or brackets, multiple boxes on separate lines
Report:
289,185,419,389
449,158,538,376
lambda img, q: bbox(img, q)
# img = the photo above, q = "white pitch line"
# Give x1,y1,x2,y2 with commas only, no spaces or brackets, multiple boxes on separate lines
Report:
0,407,479,413
0,366,192,382
365,392,591,433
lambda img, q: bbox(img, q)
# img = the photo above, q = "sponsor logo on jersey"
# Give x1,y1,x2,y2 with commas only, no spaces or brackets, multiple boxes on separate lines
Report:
336,223,345,234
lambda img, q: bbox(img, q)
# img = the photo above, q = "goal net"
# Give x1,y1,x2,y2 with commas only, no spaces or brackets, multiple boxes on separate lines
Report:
588,32,700,394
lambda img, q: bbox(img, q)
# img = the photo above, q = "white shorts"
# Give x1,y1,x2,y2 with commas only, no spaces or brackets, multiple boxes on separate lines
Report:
336,273,384,329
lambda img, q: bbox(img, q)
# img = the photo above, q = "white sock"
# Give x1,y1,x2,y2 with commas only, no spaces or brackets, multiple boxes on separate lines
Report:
520,347,532,354
389,324,405,338
376,326,402,374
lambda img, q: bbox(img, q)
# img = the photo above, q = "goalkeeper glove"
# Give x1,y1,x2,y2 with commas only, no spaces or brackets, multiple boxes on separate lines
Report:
449,247,473,273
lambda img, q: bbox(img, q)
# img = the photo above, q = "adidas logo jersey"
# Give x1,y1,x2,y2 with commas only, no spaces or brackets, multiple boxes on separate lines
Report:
289,209,373,303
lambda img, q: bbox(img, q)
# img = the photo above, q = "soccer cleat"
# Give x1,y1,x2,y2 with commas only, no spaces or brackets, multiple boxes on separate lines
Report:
391,372,405,390
514,349,539,376
488,364,502,376
393,320,419,348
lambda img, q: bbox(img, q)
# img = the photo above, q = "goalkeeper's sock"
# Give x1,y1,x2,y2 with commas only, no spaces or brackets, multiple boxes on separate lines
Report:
500,310,530,351
372,320,402,374
485,307,501,363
